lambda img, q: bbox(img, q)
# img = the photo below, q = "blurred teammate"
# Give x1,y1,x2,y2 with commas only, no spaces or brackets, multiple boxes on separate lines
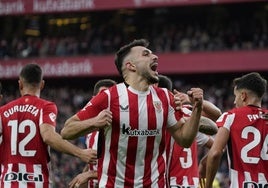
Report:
0,81,3,178
0,63,96,188
205,72,268,188
156,75,220,188
61,39,204,187
69,79,116,188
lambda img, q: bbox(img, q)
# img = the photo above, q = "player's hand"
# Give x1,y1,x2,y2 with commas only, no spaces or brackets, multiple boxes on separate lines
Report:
187,88,203,109
173,89,191,104
69,170,97,188
69,172,89,188
93,109,112,128
80,148,97,164
173,89,182,110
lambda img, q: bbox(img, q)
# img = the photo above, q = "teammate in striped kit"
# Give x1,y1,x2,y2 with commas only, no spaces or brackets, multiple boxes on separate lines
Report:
167,106,216,188
0,63,96,188
156,74,220,188
61,39,204,187
0,82,3,179
68,79,116,188
205,72,268,188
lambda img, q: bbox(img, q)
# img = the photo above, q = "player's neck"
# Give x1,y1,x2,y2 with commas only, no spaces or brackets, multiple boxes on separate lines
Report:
21,89,40,97
246,97,262,108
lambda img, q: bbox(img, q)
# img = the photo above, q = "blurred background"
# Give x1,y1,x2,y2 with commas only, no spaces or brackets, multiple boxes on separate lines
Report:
0,0,268,187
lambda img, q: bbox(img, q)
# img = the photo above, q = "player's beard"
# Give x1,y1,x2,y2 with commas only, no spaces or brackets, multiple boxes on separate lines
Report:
144,71,159,84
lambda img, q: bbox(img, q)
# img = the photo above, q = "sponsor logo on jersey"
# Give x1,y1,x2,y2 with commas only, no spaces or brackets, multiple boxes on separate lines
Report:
82,101,92,111
243,181,268,188
170,185,195,188
49,112,56,122
121,124,160,136
4,172,43,182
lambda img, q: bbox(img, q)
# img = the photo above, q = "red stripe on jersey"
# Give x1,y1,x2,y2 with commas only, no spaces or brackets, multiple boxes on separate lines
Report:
105,86,120,188
156,89,169,187
142,93,155,186
87,132,98,188
124,91,138,187
88,132,97,148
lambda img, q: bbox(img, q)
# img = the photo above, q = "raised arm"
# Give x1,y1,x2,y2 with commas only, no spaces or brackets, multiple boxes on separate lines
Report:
174,89,220,135
205,127,229,188
175,89,222,121
168,88,203,148
61,109,112,140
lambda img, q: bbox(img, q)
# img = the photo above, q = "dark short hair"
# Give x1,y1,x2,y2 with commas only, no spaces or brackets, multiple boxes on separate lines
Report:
20,63,42,85
158,75,173,91
93,79,117,95
115,39,149,75
233,72,267,98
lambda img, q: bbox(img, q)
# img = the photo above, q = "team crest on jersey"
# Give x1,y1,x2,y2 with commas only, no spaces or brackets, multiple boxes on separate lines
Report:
49,112,56,122
153,101,162,113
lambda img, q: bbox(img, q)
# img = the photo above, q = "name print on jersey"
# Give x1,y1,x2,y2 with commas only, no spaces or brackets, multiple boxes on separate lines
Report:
3,105,39,117
247,112,268,122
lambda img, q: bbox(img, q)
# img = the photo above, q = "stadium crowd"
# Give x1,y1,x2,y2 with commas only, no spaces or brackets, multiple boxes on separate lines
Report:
0,1,267,187
0,2,267,59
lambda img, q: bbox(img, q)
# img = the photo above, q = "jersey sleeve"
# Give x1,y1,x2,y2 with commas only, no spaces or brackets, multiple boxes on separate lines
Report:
77,91,109,120
41,102,58,127
196,132,210,146
166,90,183,127
216,111,235,131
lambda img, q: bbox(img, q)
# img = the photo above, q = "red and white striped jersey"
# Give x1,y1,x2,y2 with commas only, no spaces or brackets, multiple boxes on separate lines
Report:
0,95,57,188
217,105,268,188
85,132,98,188
77,83,181,188
166,107,210,188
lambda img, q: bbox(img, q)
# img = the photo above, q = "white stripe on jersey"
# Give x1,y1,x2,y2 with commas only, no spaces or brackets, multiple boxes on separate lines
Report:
18,163,27,188
259,173,268,184
86,132,99,150
39,109,43,125
134,89,147,187
99,90,112,186
229,169,239,188
3,164,13,188
196,132,210,147
244,171,252,182
222,113,235,130
33,164,44,188
114,83,128,186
